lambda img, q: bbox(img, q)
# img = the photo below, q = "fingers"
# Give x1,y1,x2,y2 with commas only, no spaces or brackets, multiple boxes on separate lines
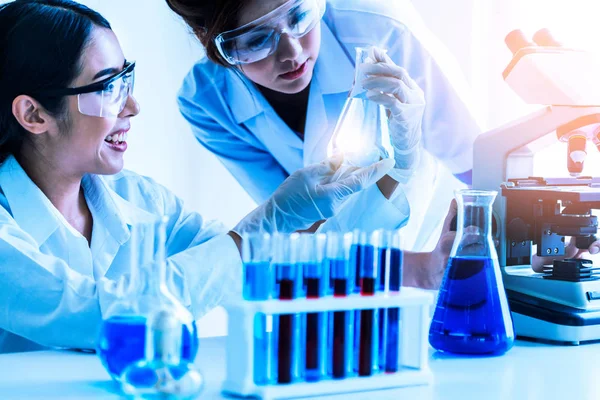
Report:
442,199,458,233
360,62,418,90
589,239,600,255
363,76,412,103
365,90,404,113
335,158,395,192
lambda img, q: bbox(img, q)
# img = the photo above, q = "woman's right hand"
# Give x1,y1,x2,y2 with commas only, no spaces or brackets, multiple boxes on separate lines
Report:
233,154,395,234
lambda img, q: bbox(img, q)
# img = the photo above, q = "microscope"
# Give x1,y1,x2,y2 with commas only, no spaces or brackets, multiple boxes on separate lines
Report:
473,29,600,344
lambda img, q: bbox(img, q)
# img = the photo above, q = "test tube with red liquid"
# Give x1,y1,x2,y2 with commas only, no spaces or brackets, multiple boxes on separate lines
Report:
300,234,327,381
326,232,354,379
272,233,303,384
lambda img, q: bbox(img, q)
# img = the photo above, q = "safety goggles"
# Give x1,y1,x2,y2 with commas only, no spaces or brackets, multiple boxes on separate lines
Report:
214,0,325,65
34,62,136,118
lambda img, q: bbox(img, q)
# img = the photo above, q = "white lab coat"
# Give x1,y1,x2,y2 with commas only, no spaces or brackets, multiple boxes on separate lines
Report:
0,155,242,353
177,0,480,251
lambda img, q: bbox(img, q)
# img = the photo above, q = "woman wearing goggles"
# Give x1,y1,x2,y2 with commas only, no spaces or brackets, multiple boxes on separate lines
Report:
0,0,391,353
166,0,485,289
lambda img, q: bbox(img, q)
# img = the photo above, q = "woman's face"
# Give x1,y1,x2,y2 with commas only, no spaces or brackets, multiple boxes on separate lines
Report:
44,27,140,177
237,0,322,94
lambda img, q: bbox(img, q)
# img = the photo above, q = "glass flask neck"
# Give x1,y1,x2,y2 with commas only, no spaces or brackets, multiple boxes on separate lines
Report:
136,217,170,297
452,190,498,259
349,46,371,99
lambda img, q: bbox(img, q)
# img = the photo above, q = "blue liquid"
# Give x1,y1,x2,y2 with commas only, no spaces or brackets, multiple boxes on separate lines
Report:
351,244,375,293
429,256,515,355
97,315,199,379
377,248,402,372
244,261,272,301
244,262,274,385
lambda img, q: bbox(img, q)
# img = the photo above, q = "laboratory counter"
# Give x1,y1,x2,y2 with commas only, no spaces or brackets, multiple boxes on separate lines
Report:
0,336,598,400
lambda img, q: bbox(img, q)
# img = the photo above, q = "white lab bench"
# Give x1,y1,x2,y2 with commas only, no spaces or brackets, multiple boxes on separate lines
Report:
0,336,598,400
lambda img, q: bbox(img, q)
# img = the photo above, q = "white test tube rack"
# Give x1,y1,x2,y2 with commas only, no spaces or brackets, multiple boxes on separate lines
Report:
222,287,434,400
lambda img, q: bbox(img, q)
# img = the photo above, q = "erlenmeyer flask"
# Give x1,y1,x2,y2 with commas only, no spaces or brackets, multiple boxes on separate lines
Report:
327,46,395,167
97,216,203,398
429,190,515,355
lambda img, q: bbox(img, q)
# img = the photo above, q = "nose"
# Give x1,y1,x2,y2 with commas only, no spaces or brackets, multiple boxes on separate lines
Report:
119,95,140,118
276,32,303,63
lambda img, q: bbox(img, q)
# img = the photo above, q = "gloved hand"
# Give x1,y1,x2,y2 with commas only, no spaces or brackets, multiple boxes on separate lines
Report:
234,154,395,234
359,46,426,182
532,237,600,272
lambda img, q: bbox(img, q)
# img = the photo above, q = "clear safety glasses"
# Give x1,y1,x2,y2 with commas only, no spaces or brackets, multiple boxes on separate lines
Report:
34,62,136,118
214,0,326,65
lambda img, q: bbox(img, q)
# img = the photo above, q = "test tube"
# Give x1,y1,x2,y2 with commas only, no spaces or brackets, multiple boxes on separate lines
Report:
357,231,378,377
350,230,375,293
376,230,403,373
327,232,354,379
242,233,274,385
299,234,327,381
272,233,303,384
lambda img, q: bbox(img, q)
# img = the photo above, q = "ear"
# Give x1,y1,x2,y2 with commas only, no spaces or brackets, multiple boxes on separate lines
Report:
11,95,54,135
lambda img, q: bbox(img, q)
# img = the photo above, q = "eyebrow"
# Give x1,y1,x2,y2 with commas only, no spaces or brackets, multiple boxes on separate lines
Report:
92,60,128,80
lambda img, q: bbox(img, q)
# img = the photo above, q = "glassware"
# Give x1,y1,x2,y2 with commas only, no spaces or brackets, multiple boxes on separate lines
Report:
97,217,203,398
298,234,327,382
325,232,354,379
242,232,274,385
327,46,395,167
429,190,515,355
374,230,403,373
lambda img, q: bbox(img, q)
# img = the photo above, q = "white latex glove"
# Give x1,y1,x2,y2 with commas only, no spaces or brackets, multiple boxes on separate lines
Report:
234,154,395,233
359,46,426,181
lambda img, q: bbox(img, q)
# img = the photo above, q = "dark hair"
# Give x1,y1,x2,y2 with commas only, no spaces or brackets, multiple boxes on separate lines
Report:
0,0,111,162
165,0,245,67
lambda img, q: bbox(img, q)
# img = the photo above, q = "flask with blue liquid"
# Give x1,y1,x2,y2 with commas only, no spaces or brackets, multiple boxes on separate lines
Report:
97,216,203,398
429,190,515,355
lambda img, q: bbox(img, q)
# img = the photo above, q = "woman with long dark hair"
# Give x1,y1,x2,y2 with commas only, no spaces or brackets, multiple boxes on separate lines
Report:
0,0,391,353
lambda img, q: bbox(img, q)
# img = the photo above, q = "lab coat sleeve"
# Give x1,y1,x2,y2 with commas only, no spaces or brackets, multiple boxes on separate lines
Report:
0,208,129,350
177,94,287,205
153,181,243,319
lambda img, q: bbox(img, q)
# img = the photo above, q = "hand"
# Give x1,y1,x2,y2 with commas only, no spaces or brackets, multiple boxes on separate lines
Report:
234,154,395,233
359,46,426,181
406,199,457,289
531,237,600,272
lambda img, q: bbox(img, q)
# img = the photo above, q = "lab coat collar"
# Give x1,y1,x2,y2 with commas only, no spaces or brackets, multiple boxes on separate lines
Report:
0,156,61,246
225,69,264,124
314,20,355,95
81,174,133,246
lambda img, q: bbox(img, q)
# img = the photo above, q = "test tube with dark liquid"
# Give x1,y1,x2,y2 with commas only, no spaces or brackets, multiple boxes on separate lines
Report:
327,232,354,379
301,234,327,381
272,234,303,384
350,231,378,376
242,232,274,385
376,230,403,373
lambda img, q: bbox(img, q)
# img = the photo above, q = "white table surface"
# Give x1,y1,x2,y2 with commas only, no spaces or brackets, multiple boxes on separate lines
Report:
0,336,599,400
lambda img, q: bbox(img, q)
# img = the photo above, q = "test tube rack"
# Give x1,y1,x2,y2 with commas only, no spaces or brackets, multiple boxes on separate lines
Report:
222,287,434,400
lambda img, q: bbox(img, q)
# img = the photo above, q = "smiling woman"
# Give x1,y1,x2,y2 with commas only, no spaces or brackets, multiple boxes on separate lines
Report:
0,0,391,354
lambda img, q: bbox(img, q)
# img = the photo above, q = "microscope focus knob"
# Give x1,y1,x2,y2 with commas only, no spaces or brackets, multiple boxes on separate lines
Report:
506,218,530,243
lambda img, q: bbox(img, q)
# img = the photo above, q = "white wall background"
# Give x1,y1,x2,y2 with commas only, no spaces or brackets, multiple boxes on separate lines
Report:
2,0,600,337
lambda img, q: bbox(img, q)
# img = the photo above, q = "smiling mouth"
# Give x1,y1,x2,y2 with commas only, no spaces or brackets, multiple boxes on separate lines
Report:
104,132,128,144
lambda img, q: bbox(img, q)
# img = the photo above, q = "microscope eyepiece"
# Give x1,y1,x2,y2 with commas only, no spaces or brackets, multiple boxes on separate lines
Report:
532,28,563,47
505,29,536,55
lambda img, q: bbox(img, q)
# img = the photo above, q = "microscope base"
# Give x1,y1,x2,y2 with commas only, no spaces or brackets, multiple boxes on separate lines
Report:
508,290,600,345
